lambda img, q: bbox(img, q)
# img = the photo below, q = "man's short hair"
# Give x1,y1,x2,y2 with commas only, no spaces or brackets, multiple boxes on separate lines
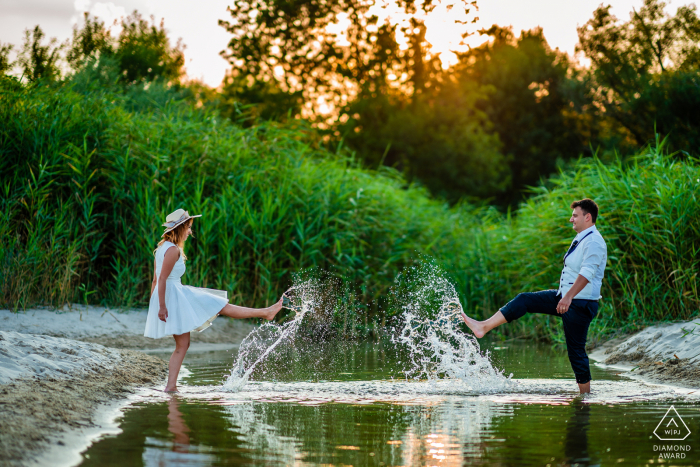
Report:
570,199,599,223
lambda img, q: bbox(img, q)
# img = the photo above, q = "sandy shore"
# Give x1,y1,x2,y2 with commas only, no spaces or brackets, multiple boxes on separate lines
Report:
0,305,255,349
0,331,168,466
0,307,255,466
589,317,700,387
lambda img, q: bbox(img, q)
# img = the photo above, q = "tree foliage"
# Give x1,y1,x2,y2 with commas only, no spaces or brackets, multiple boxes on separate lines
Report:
455,26,590,201
219,0,476,120
66,13,113,67
10,12,185,86
577,0,700,151
0,43,13,75
337,73,508,200
114,12,185,84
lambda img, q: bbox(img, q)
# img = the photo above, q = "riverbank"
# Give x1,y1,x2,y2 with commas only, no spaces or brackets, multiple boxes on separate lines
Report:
0,306,255,466
0,331,168,466
0,305,255,349
589,317,700,387
2,308,698,465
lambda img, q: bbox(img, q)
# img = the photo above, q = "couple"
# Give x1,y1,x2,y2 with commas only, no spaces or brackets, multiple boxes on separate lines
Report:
147,199,607,394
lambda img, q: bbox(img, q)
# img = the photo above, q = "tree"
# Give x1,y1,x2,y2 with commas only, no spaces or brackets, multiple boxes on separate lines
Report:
114,12,185,84
17,26,63,82
219,0,477,121
67,13,113,67
337,78,509,200
218,70,303,123
455,26,590,201
577,0,700,152
63,11,186,85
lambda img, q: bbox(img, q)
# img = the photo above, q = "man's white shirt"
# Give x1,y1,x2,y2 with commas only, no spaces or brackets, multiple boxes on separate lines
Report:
557,225,607,300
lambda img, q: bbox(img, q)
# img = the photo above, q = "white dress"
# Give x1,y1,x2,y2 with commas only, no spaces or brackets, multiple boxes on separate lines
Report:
144,241,229,338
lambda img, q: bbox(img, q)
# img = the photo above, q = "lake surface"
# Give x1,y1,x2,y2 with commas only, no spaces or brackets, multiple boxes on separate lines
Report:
78,340,699,466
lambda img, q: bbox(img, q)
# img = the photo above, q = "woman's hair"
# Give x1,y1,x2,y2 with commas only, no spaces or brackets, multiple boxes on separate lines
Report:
154,219,193,260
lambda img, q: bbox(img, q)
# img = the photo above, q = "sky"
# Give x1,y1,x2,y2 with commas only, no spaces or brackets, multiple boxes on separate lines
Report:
0,0,652,87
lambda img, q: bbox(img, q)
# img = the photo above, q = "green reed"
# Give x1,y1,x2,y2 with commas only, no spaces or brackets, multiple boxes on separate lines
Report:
454,136,700,341
1,75,698,340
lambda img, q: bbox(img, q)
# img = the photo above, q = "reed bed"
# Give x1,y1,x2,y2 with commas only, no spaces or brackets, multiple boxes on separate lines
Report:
1,76,698,340
456,138,700,341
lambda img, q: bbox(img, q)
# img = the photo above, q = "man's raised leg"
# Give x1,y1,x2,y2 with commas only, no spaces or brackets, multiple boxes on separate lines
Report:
461,290,560,339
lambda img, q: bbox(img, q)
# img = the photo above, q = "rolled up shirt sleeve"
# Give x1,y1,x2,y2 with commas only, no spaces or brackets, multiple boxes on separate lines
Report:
579,241,604,282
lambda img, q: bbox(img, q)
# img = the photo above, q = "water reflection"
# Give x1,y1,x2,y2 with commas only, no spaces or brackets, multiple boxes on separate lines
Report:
563,401,599,467
79,338,699,466
167,397,190,451
142,397,216,466
218,398,513,465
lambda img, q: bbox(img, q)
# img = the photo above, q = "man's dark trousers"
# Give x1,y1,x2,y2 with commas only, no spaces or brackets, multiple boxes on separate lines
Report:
499,289,599,384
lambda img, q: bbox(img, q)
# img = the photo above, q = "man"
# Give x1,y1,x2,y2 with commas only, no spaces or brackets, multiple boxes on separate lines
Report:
461,199,607,394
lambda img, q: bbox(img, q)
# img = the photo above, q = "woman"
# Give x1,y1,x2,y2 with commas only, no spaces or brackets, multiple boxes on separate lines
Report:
144,209,283,392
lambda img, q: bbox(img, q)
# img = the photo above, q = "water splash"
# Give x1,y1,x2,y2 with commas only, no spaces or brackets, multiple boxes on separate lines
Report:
389,260,513,390
222,273,334,391
223,261,512,392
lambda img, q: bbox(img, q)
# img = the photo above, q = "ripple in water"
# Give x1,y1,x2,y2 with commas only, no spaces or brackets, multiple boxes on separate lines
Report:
223,262,513,393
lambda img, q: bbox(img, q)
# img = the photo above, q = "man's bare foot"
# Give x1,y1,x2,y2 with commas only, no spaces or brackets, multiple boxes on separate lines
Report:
460,312,486,338
265,298,284,321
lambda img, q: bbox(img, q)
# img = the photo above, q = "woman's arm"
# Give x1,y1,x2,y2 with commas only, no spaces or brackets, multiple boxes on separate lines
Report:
157,246,179,322
150,259,157,296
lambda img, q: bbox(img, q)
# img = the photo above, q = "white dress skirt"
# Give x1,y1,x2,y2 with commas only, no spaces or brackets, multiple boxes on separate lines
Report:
144,241,229,338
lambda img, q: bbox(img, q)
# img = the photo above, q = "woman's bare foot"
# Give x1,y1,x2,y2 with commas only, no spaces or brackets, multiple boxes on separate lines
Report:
461,312,487,338
164,385,178,393
264,298,284,321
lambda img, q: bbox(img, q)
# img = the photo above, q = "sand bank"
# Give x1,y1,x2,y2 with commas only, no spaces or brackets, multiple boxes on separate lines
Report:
0,306,254,466
590,318,700,387
0,331,168,466
0,305,254,349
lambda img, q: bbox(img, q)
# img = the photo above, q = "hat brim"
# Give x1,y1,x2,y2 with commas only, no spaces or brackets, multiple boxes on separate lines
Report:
161,214,202,237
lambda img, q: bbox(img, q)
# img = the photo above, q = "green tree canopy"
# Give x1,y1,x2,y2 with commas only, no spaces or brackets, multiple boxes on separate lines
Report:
219,0,477,121
336,70,509,200
114,12,185,84
0,43,13,75
66,13,113,68
454,26,590,202
66,11,185,85
577,0,700,152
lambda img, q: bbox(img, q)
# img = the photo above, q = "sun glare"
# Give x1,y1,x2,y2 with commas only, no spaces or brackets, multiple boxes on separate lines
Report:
359,0,485,69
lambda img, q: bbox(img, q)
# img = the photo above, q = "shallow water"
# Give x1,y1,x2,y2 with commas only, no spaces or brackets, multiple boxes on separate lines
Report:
78,341,699,466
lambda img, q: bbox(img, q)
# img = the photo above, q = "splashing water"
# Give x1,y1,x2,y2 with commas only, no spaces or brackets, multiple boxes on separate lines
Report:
389,260,513,391
222,274,330,392
223,261,512,393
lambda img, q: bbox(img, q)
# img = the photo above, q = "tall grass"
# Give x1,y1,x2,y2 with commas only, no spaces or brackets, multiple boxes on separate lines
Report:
1,75,698,339
455,137,700,341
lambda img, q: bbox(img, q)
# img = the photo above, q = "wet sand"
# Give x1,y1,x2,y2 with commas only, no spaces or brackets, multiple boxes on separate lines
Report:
0,308,253,466
589,317,700,387
0,339,167,466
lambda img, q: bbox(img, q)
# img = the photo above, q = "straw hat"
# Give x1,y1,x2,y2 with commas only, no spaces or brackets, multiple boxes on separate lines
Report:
161,209,201,237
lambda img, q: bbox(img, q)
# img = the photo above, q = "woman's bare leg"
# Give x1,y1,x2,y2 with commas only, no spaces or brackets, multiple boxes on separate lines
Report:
165,332,190,392
461,311,507,338
218,298,283,321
